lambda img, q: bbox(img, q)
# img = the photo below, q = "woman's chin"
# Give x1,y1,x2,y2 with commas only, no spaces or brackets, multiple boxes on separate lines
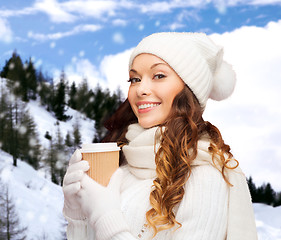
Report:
138,121,160,129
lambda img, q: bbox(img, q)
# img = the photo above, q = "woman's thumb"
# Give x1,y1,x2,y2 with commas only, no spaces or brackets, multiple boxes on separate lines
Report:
107,168,123,191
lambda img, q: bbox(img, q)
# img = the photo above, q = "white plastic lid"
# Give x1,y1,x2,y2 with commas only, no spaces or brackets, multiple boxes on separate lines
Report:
81,143,120,153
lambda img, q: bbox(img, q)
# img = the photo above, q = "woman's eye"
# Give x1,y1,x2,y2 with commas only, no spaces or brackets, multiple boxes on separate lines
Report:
128,77,141,84
154,74,166,80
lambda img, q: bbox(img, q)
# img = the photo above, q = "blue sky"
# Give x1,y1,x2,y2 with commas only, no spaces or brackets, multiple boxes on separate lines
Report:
1,0,281,190
1,0,281,72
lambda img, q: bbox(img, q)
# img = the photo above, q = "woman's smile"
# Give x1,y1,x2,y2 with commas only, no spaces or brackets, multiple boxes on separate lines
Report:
137,101,161,113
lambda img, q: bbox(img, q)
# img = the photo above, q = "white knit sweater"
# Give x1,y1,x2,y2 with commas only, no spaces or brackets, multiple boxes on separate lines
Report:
64,124,258,240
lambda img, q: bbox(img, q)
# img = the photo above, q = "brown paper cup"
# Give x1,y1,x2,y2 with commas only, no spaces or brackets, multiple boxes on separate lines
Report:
81,143,120,186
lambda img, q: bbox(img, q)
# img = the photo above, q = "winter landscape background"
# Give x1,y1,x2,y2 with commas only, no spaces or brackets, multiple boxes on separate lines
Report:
1,0,281,239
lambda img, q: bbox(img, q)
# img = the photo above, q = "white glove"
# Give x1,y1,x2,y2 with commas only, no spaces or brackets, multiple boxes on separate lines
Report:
62,149,89,220
77,168,130,240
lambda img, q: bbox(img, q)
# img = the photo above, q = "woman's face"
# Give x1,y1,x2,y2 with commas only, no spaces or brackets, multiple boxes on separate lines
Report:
128,53,185,129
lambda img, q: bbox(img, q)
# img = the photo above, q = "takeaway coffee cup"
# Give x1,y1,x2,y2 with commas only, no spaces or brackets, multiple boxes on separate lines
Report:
81,143,120,186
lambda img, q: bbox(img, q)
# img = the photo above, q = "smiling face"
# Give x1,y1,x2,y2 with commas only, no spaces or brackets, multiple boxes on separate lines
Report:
128,53,185,129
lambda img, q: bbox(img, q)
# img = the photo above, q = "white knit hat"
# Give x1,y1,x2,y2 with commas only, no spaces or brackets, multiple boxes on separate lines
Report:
129,32,236,109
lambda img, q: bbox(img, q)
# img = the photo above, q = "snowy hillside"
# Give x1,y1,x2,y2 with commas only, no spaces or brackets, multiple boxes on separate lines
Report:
1,151,281,239
0,77,95,149
0,150,66,240
27,98,95,149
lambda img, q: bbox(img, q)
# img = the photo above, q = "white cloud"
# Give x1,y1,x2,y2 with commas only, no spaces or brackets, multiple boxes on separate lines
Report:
112,19,127,27
58,49,64,56
34,59,43,68
27,24,102,41
138,24,145,31
155,20,161,27
34,0,76,23
99,48,133,94
0,7,36,18
61,0,119,19
50,42,56,48
139,1,175,13
79,51,85,57
177,9,201,22
0,18,13,43
54,58,103,90
113,32,125,44
53,47,133,95
202,20,281,190
168,22,186,30
249,0,281,5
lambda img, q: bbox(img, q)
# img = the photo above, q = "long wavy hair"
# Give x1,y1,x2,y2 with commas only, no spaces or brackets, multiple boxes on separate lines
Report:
102,85,238,237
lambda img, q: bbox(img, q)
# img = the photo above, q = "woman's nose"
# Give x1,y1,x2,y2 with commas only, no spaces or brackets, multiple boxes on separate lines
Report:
136,79,151,97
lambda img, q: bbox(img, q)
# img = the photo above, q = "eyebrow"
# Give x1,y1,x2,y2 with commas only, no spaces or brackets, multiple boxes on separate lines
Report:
150,62,169,69
129,62,169,74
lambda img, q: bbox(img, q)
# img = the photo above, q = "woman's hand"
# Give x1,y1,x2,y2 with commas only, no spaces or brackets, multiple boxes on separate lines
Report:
77,168,124,225
62,149,89,220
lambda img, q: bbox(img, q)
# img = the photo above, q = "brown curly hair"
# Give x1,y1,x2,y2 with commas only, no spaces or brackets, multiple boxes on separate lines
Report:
103,85,238,237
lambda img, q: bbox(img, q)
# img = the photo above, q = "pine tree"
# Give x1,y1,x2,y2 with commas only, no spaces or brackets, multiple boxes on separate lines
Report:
75,78,90,112
46,124,69,185
0,81,9,150
73,119,82,149
24,58,37,100
247,176,257,202
46,135,57,184
263,183,276,206
91,84,108,141
0,179,27,240
52,71,70,121
68,81,77,109
65,132,73,148
38,80,54,111
18,110,41,169
274,192,281,207
4,95,22,167
91,85,123,141
4,51,27,101
55,125,69,185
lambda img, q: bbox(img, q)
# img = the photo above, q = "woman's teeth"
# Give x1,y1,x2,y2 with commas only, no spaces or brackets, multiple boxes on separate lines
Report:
138,103,160,110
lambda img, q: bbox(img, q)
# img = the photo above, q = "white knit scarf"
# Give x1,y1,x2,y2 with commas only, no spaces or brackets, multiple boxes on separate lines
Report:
122,123,215,180
122,123,160,179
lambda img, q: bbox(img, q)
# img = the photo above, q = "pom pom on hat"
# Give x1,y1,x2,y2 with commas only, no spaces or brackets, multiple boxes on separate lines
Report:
129,32,237,109
210,61,236,101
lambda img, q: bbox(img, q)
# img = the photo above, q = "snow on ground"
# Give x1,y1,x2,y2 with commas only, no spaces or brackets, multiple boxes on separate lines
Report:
0,150,66,240
1,150,281,240
254,203,281,240
27,99,95,149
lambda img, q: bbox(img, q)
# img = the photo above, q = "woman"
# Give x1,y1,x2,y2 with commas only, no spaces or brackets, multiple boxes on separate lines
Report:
62,32,258,240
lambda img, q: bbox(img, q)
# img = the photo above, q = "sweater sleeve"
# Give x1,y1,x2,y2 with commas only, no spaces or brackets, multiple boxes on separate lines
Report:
226,166,258,240
64,215,88,240
172,164,230,239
